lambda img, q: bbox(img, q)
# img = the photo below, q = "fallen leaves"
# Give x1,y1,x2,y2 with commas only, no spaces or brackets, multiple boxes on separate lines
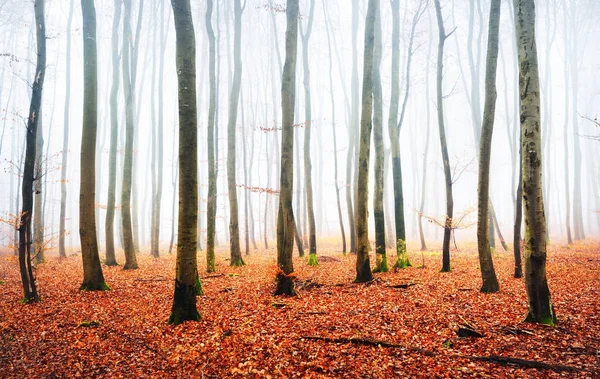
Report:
0,242,599,377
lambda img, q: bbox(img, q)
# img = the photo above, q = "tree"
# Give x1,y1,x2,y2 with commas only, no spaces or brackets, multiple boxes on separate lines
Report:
105,0,121,267
299,0,317,266
322,0,346,254
372,3,386,272
275,0,299,296
515,0,556,326
476,0,501,293
205,0,217,273
18,0,46,302
121,0,139,270
354,0,378,284
226,0,245,267
433,0,456,273
80,0,108,291
168,0,200,325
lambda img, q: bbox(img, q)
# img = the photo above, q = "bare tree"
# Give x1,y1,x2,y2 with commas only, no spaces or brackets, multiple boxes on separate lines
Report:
80,0,108,291
168,0,200,325
515,0,556,326
205,0,217,272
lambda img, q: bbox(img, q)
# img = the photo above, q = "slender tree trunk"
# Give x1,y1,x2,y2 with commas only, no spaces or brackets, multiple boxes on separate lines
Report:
300,0,317,266
80,0,108,291
434,0,454,273
561,3,573,244
476,0,501,293
121,0,139,270
169,0,200,325
372,5,386,273
105,0,121,266
227,0,244,266
33,109,44,263
515,0,555,326
346,0,359,255
18,0,46,302
323,0,346,254
275,0,299,296
205,0,217,272
354,0,378,284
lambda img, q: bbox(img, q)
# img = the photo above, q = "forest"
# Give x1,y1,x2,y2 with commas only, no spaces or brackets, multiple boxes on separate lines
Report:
0,0,599,377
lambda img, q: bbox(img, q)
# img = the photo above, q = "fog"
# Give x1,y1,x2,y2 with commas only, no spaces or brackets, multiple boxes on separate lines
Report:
1,0,599,255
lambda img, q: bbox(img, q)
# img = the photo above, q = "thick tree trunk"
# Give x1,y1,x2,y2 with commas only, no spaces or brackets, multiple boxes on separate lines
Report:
434,0,454,273
354,0,378,284
476,0,501,293
105,0,121,266
169,0,200,325
275,0,299,296
80,0,108,291
205,0,217,272
372,6,386,273
19,0,46,302
515,0,555,326
227,0,245,267
300,0,317,266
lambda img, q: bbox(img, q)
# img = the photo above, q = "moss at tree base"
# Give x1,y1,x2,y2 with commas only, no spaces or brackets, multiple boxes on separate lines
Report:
307,253,319,267
373,253,389,273
80,281,111,291
230,257,246,267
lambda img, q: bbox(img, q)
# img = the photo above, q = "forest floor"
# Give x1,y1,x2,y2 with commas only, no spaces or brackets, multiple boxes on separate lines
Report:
0,242,599,378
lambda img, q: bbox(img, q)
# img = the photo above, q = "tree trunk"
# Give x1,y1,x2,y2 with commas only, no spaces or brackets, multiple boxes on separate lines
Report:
561,3,573,245
80,0,108,291
354,0,378,284
18,0,46,302
105,0,121,266
476,0,501,293
169,0,200,325
434,0,454,273
300,0,317,266
33,109,44,263
346,0,359,255
227,0,245,267
121,0,139,270
205,0,217,272
515,0,555,326
275,0,299,296
372,5,386,273
322,0,346,254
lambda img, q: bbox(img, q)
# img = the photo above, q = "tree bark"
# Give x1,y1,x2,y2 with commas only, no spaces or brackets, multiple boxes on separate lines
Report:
434,0,454,273
372,5,386,273
300,0,317,266
205,0,217,272
80,0,108,291
169,0,200,325
19,0,46,302
354,0,378,284
515,0,556,326
227,0,245,267
121,0,139,270
105,0,121,266
275,0,299,296
476,0,501,293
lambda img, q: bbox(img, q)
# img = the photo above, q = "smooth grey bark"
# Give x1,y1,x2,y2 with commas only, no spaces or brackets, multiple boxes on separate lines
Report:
227,0,245,267
205,0,217,272
434,0,455,273
476,0,501,293
80,0,108,291
169,0,200,325
322,0,346,254
300,0,317,265
561,2,573,245
346,0,359,254
33,108,44,263
121,0,138,270
105,0,121,266
275,0,299,296
372,5,386,273
355,0,378,284
515,0,555,326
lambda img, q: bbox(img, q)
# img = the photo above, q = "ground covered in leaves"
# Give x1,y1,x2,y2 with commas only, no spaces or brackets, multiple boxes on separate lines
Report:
0,242,599,378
